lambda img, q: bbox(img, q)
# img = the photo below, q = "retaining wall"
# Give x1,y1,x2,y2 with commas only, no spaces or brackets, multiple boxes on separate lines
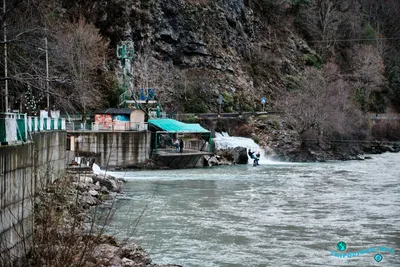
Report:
0,131,66,265
71,131,151,169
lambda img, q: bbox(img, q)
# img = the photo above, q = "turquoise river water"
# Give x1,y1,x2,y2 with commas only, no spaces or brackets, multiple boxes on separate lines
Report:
102,153,400,267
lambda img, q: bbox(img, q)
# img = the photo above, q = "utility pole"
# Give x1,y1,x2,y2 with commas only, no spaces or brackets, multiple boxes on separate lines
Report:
3,0,8,112
45,36,50,117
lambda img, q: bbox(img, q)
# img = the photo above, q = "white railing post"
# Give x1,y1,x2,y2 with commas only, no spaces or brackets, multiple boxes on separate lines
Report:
24,113,28,139
27,116,32,132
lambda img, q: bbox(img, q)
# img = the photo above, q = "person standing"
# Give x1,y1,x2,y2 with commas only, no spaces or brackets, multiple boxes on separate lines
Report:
174,138,180,152
179,139,184,153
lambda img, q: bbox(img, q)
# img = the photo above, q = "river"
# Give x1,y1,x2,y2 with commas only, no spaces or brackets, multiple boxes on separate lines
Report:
102,152,400,267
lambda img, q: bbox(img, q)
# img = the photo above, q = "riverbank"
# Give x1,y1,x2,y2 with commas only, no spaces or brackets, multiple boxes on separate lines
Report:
28,167,181,267
248,114,400,162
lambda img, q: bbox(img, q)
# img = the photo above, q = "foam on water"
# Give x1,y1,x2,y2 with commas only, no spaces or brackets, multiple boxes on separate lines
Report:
213,132,277,164
92,163,106,175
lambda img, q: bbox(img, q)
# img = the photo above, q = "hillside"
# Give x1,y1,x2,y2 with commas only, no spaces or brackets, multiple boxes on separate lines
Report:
1,0,400,147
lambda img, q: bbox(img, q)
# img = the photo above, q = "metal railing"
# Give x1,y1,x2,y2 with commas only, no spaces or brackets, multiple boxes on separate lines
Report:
0,112,66,144
65,121,148,132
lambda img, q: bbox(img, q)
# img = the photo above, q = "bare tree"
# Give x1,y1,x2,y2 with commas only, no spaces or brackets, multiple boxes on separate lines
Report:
51,18,109,117
131,45,174,116
278,64,365,142
296,0,358,58
347,44,387,112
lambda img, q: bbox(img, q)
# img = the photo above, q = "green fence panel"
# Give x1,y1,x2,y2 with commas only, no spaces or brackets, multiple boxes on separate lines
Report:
50,119,54,130
17,118,26,141
32,118,35,132
0,119,6,142
58,118,62,130
43,118,47,131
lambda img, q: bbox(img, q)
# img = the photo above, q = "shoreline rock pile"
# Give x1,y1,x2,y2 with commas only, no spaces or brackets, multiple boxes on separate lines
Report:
30,168,181,267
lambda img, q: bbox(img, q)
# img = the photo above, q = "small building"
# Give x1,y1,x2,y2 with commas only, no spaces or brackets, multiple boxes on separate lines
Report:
147,118,213,168
93,108,146,131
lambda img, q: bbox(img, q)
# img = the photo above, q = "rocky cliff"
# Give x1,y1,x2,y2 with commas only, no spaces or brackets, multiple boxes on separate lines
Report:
64,0,318,113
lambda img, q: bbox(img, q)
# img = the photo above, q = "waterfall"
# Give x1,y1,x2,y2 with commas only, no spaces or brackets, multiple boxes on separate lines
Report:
213,132,275,164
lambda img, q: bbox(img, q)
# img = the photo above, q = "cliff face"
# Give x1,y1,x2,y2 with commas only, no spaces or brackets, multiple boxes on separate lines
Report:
68,0,317,113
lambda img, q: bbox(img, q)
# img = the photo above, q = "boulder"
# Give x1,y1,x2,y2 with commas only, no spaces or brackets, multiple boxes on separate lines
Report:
92,174,124,192
91,244,122,266
204,155,219,166
228,147,249,164
88,189,99,197
79,192,101,206
217,146,248,164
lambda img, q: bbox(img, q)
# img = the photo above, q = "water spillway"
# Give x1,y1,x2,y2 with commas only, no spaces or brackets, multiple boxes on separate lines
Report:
213,132,274,164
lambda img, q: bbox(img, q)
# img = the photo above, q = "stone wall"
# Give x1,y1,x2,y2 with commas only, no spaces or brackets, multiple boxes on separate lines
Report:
71,132,151,169
0,131,66,265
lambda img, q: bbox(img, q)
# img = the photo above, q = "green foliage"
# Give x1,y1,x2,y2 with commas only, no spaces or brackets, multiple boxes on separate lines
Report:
290,0,312,14
103,78,123,108
252,136,260,144
272,120,280,130
369,92,387,113
183,114,198,123
290,0,312,7
285,75,302,91
222,91,235,112
304,54,322,69
183,98,208,113
354,86,367,111
362,22,377,44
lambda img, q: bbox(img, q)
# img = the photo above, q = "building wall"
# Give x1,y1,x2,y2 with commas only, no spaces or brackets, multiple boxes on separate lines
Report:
72,131,151,169
130,110,145,130
0,131,66,265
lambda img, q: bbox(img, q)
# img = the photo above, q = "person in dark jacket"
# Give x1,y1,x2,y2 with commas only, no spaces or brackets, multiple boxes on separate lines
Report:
179,139,184,153
248,149,259,166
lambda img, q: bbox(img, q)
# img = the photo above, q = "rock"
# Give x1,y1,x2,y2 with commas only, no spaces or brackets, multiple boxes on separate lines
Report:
204,155,219,166
80,192,101,206
216,146,248,164
120,245,152,265
100,186,110,194
88,189,99,197
92,244,121,265
121,257,135,267
94,181,101,191
92,174,123,192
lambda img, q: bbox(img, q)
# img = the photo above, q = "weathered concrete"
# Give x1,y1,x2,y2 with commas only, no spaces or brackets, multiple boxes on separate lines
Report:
154,149,213,168
0,131,66,265
70,132,151,169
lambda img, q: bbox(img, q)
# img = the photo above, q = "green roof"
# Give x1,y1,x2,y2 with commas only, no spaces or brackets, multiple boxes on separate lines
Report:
148,119,210,133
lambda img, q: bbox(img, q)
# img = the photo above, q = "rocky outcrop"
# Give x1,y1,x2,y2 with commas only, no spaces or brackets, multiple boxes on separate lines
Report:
204,146,249,166
219,147,249,164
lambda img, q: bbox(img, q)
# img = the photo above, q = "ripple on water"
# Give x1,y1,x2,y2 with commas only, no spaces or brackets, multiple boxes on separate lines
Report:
102,153,400,267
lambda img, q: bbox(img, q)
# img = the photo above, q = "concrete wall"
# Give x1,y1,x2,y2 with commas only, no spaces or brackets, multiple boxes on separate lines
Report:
0,131,66,265
72,132,151,169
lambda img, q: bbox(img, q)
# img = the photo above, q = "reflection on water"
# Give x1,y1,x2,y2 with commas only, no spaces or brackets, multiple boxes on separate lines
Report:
102,153,400,267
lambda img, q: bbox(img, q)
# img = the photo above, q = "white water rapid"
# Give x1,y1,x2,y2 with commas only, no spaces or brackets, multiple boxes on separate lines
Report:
213,132,275,164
